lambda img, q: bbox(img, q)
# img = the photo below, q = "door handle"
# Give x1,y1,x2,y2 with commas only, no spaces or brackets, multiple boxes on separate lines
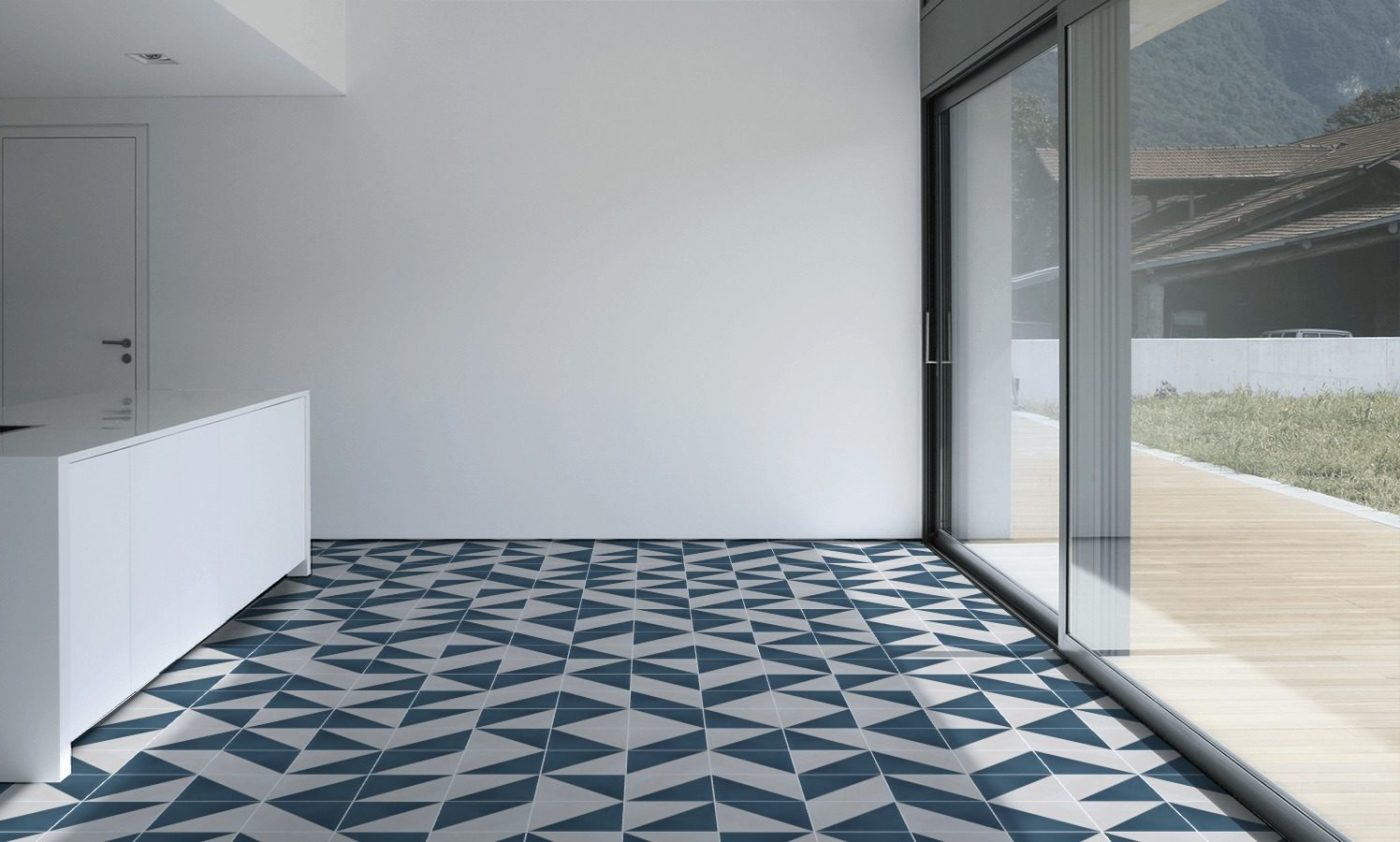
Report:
924,313,949,365
102,338,132,348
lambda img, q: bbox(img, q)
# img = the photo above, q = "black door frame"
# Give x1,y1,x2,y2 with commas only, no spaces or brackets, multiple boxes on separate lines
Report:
922,19,1061,637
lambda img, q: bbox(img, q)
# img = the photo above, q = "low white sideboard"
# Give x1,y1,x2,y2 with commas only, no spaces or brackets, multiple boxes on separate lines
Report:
0,390,310,782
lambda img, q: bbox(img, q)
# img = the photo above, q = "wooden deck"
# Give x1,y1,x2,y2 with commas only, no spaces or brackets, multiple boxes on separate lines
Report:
1003,416,1400,840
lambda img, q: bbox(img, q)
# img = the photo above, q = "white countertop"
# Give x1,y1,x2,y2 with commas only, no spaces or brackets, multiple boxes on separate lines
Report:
0,389,306,461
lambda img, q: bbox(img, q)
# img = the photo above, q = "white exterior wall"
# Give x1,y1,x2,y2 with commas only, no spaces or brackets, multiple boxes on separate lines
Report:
1012,338,1400,405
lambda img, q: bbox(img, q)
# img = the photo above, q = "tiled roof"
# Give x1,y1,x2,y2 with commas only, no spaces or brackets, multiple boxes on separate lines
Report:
1130,145,1329,180
1139,199,1400,267
1036,117,1400,269
1035,146,1327,181
1037,115,1400,182
1288,116,1400,177
1132,171,1355,259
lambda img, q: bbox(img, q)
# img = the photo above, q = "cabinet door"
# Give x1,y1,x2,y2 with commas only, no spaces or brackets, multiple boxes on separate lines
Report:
66,450,132,737
128,401,307,686
217,399,307,615
129,423,221,686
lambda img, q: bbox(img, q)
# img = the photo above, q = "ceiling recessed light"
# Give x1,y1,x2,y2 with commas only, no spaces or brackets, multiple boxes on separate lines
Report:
125,52,178,65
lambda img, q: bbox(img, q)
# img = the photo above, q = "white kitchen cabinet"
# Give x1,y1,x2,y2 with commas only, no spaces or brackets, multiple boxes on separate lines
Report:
0,390,309,782
65,449,132,738
129,420,224,686
216,398,308,611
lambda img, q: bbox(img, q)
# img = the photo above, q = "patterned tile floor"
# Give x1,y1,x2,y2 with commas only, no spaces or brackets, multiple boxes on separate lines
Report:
0,540,1278,841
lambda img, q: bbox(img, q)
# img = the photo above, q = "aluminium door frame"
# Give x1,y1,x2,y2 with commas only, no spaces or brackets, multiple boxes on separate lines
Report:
0,124,151,402
923,18,1061,636
919,10,1346,841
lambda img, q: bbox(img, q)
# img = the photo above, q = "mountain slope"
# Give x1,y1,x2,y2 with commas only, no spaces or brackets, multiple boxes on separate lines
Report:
1130,0,1400,146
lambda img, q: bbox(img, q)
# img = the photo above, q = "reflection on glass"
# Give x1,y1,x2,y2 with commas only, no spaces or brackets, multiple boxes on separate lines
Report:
1068,0,1400,836
949,48,1061,609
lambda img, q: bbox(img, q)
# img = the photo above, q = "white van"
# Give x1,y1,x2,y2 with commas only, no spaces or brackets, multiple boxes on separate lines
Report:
1260,329,1353,338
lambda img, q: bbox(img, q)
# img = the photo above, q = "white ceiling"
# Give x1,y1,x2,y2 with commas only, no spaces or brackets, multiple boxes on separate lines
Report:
0,0,345,98
1131,0,1229,47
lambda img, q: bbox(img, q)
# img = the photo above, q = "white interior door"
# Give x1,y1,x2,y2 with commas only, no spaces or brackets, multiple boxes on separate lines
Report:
1,128,146,406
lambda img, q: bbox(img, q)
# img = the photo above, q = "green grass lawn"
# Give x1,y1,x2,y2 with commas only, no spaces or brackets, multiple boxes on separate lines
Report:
1130,390,1400,515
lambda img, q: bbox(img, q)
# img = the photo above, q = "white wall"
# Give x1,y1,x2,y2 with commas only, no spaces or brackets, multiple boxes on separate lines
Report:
0,0,922,538
1012,338,1400,404
1134,337,1400,396
1012,340,1060,406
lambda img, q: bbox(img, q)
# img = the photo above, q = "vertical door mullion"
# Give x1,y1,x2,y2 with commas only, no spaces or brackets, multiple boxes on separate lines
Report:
1063,2,1134,653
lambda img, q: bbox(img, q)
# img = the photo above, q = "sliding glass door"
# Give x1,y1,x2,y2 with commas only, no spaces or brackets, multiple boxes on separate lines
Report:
941,38,1062,611
928,2,1400,837
1064,2,1400,838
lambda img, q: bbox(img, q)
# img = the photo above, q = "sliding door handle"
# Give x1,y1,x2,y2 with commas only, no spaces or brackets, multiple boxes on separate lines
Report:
925,313,949,365
925,313,935,364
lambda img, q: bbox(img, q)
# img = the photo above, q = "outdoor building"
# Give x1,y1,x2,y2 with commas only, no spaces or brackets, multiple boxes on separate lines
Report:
1029,116,1400,338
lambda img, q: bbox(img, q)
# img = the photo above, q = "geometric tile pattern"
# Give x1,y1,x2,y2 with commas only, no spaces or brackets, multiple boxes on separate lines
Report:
0,540,1278,841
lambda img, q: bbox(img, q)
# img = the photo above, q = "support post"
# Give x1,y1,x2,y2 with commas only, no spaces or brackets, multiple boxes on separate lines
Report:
1134,277,1166,338
1066,1,1133,654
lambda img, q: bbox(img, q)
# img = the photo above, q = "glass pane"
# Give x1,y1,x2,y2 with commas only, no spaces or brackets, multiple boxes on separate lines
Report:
948,47,1061,609
1068,1,1400,836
